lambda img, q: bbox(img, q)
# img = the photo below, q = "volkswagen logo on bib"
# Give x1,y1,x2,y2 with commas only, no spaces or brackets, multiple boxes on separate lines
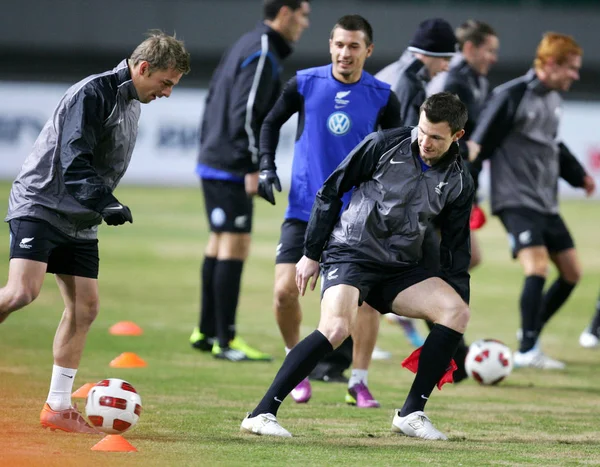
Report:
327,111,351,136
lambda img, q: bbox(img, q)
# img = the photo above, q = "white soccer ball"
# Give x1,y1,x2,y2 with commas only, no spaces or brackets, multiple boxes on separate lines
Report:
465,339,513,385
85,378,142,434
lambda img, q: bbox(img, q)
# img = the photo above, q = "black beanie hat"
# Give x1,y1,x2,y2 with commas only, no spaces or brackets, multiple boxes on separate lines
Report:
408,18,457,57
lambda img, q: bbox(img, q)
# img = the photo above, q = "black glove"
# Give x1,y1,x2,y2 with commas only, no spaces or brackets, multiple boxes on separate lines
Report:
257,155,281,205
100,201,133,226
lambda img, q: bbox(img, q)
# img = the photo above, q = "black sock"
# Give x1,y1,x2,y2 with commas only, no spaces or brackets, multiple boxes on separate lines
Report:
199,256,217,338
251,330,333,417
519,275,545,353
213,259,244,348
590,293,600,337
452,338,469,383
400,324,462,416
538,278,576,332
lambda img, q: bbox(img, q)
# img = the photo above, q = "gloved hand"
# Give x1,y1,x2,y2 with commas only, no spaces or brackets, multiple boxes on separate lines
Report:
257,155,281,205
470,204,486,230
100,201,133,226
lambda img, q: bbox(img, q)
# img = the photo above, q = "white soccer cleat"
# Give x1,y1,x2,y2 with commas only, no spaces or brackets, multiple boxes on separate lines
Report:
579,329,599,349
391,410,448,440
513,348,565,370
240,413,292,437
371,346,392,360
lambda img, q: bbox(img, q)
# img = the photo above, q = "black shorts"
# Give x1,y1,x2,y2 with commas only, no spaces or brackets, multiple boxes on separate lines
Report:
8,217,99,279
201,179,253,233
498,207,574,259
275,218,307,265
320,261,436,314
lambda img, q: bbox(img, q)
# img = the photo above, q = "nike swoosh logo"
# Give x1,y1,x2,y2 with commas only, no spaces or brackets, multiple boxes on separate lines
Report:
62,374,74,379
390,160,405,165
274,397,283,403
420,394,428,400
105,206,123,210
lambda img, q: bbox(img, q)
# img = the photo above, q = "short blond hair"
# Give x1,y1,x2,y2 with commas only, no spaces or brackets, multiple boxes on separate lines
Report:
534,32,582,70
130,30,191,74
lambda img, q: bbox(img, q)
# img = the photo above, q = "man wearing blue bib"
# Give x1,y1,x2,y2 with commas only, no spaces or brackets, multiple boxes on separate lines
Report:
257,15,401,408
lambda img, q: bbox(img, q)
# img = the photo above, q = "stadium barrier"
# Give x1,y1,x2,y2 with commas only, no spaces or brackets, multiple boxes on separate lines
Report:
1,82,599,199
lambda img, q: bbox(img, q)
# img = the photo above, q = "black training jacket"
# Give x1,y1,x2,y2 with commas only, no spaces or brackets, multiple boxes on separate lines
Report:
304,127,475,304
198,23,292,177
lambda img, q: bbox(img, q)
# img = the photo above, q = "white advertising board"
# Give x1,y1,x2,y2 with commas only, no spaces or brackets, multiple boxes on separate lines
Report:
0,81,599,199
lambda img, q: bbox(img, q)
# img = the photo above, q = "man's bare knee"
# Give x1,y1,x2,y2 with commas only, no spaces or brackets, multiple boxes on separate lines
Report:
2,286,39,313
439,299,470,333
274,284,299,313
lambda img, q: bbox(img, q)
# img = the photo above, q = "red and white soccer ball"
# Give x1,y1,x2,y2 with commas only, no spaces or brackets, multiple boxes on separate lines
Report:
85,378,142,434
465,339,513,385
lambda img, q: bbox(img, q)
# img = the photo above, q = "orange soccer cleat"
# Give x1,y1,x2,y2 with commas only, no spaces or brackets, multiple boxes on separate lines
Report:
40,403,99,434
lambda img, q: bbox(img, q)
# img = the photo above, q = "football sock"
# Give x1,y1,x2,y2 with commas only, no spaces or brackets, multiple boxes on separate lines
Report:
214,259,244,348
251,330,333,417
452,338,470,383
348,369,368,388
519,275,545,352
538,277,576,331
46,365,77,411
199,256,217,338
589,294,600,337
400,324,462,416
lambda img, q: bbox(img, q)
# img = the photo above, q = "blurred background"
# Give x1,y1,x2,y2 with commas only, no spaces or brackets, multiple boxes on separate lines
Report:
1,0,600,189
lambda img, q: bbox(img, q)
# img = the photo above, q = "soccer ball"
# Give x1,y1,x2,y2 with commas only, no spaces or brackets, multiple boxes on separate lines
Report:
465,339,513,385
85,378,142,434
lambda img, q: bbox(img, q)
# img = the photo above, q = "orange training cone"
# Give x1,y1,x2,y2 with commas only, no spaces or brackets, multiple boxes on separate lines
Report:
109,352,147,368
91,434,137,452
72,382,96,398
109,321,143,336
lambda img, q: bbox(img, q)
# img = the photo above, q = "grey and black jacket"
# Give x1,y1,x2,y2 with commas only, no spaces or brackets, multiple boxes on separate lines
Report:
375,51,431,126
6,60,140,239
303,127,475,304
471,69,587,215
198,22,292,177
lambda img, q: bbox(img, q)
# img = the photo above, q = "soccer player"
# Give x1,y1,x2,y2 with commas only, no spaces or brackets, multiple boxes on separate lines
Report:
257,15,401,407
0,31,190,433
428,19,500,269
580,289,600,348
190,0,311,361
376,18,456,126
470,33,596,368
241,92,474,440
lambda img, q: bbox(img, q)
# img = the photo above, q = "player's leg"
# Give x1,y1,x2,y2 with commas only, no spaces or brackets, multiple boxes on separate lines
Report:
191,179,220,350
41,233,100,434
242,278,363,437
346,303,380,408
538,215,579,334
580,288,600,348
385,276,469,440
191,232,219,351
0,259,46,323
274,262,312,403
0,218,49,323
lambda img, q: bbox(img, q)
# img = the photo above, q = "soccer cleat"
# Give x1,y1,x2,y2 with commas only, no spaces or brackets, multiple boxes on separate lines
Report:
40,403,99,434
579,328,599,348
240,413,292,437
291,378,312,403
345,382,380,408
190,327,214,352
391,410,448,440
371,346,392,360
513,348,565,370
212,345,250,361
229,337,273,361
387,315,425,347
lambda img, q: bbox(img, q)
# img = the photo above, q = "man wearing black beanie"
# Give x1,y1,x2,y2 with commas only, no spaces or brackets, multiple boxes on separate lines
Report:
376,18,456,125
